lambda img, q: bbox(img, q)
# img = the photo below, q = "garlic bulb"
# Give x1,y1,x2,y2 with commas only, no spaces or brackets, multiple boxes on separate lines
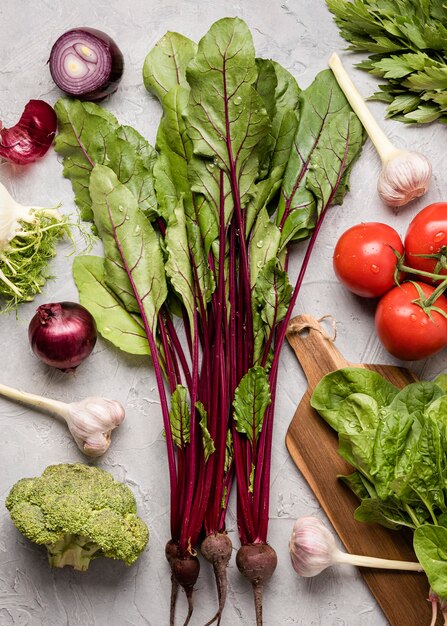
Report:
328,53,432,208
0,382,125,457
377,150,432,207
60,397,125,456
0,181,60,252
289,516,422,577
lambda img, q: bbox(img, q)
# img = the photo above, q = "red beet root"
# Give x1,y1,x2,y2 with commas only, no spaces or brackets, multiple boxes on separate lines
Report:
236,543,277,626
165,541,200,626
201,532,233,625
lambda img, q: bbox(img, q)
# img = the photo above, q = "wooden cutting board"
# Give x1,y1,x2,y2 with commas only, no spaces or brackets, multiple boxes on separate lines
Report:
285,314,437,626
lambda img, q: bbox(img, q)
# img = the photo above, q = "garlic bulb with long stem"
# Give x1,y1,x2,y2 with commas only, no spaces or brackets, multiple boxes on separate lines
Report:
289,516,423,577
0,382,125,457
329,53,432,208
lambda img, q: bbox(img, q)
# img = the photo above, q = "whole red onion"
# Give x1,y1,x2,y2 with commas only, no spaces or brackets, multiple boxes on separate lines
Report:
28,302,97,371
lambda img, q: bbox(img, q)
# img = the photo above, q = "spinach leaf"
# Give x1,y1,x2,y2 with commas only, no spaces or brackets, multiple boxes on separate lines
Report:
354,497,416,530
311,367,399,431
383,381,446,424
414,525,447,598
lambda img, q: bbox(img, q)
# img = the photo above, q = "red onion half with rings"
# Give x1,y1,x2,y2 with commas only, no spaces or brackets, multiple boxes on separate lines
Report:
28,302,97,371
49,28,124,101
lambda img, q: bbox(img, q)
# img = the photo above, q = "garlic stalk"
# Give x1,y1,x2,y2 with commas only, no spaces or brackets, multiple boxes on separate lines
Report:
289,516,423,577
0,382,125,457
328,53,432,208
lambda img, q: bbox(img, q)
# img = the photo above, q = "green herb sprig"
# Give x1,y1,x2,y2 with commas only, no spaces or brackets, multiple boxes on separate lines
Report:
327,0,447,124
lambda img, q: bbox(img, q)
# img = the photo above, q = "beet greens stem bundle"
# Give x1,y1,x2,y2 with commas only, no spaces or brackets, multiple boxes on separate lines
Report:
54,17,364,625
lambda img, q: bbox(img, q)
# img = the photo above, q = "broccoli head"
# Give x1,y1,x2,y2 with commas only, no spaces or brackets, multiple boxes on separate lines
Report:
5,463,149,571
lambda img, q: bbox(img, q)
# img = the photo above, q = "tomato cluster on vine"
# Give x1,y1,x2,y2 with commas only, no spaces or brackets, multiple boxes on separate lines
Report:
333,203,447,360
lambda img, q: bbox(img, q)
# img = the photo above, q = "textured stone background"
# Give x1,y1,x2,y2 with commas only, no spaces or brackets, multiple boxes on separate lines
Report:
1,1,446,624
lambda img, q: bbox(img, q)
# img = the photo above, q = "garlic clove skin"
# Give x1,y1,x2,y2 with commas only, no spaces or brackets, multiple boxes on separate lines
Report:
65,396,125,458
289,516,337,577
377,150,432,208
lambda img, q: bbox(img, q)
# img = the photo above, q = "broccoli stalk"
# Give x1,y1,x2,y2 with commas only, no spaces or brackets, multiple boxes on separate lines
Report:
5,464,149,571
47,535,103,571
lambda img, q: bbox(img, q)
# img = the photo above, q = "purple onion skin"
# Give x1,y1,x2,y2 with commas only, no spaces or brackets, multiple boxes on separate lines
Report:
28,302,97,371
49,27,124,102
0,100,57,164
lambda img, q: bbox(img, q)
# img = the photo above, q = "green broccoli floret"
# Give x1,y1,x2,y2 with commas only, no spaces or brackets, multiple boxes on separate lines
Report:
5,464,149,571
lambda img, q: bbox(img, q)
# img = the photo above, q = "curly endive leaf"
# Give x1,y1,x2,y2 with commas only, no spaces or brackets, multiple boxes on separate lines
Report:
233,366,272,444
73,255,150,355
89,164,167,334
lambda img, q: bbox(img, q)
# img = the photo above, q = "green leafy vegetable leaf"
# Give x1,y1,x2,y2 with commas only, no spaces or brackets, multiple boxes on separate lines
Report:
311,367,399,431
233,366,271,443
54,99,157,222
196,401,216,461
414,525,447,598
73,255,150,355
143,31,197,103
277,70,364,249
89,165,167,333
185,17,271,211
169,385,191,447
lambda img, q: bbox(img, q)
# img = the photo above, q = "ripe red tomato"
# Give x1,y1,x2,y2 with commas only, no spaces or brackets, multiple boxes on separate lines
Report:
404,202,447,282
333,222,404,298
375,281,447,360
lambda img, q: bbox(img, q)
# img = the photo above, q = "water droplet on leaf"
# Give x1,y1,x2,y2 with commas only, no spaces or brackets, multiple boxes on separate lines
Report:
256,239,264,248
234,96,242,105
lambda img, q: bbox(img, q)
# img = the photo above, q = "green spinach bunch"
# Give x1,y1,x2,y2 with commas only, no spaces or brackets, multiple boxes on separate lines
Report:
311,368,447,599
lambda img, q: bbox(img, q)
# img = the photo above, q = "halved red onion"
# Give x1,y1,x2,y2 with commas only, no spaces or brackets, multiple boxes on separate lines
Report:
49,28,124,101
0,100,57,165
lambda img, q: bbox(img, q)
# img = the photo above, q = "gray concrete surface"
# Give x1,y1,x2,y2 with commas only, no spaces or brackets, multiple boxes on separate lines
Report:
1,1,446,624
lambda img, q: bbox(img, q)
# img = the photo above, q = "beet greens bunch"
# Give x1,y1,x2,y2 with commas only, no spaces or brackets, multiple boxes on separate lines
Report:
54,17,364,626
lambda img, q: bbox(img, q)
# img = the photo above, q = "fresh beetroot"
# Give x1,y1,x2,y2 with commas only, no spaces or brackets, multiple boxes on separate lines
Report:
201,532,233,625
165,541,200,626
236,543,278,626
